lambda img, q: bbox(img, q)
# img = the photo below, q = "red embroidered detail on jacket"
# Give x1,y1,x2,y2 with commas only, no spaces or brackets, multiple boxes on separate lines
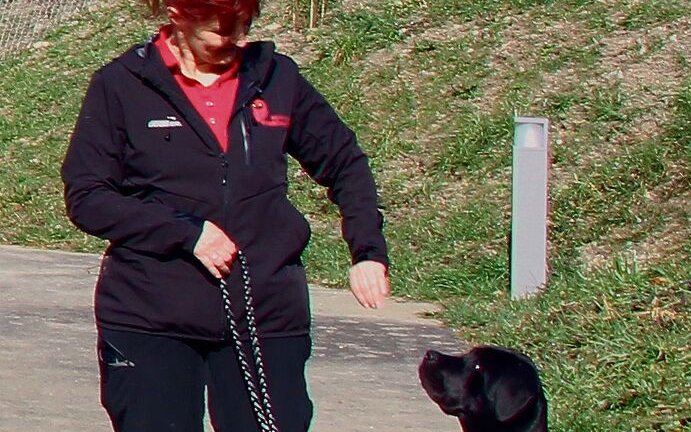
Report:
250,99,290,128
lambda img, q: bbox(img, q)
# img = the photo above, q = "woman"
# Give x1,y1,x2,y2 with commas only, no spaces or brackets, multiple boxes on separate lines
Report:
61,0,390,430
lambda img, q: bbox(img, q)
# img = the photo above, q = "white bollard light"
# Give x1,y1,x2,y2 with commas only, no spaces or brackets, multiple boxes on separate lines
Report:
511,117,549,299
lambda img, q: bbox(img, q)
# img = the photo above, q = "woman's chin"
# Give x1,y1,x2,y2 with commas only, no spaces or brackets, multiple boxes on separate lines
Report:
197,56,236,72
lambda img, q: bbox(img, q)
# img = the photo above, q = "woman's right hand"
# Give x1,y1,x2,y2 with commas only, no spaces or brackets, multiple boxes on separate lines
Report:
193,221,237,279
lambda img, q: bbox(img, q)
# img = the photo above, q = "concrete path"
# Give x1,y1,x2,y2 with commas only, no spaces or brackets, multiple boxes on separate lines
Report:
0,245,462,431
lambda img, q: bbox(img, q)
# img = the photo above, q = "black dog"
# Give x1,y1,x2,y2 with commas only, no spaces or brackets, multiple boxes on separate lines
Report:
418,346,548,432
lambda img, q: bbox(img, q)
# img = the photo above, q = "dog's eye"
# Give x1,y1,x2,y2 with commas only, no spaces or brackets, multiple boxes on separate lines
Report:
474,364,481,370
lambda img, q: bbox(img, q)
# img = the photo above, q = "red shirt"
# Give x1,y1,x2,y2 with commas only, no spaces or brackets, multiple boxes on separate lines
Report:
154,25,240,152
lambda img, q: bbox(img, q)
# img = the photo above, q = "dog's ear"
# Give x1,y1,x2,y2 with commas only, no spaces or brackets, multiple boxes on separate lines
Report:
489,375,536,423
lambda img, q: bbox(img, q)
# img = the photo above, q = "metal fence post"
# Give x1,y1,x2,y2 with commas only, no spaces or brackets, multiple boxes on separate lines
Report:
0,1,90,62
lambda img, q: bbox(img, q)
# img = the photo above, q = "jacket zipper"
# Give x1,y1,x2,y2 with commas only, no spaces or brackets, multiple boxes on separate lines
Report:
235,81,262,166
219,151,231,340
240,109,252,166
218,81,262,339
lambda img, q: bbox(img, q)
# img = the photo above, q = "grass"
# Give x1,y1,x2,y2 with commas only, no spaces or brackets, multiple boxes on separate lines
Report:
446,260,691,431
1,0,690,430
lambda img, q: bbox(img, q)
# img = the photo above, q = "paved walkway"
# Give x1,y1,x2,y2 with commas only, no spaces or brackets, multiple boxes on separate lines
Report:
0,245,461,431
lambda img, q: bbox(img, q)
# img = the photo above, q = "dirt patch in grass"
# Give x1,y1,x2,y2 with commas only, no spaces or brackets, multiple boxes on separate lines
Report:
594,16,690,139
251,24,321,66
484,15,590,111
579,214,689,272
565,15,690,271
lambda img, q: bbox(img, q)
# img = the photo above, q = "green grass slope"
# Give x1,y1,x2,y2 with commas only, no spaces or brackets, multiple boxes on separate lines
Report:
0,0,689,430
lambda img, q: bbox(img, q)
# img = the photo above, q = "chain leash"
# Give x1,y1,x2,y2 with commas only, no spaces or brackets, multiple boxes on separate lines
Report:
219,250,280,432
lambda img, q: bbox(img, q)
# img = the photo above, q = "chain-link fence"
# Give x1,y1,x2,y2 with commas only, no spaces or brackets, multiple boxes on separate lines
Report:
0,0,90,61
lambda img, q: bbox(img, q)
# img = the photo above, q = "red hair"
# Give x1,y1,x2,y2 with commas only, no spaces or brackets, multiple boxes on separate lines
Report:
145,0,260,26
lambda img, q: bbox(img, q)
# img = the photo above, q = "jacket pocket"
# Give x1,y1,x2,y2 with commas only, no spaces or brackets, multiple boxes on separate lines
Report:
233,125,290,199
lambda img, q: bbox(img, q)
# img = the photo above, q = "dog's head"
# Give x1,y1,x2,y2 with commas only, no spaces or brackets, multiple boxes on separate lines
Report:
418,346,546,430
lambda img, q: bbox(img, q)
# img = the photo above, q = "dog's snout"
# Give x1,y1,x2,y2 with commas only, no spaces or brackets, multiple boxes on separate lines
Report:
424,350,442,363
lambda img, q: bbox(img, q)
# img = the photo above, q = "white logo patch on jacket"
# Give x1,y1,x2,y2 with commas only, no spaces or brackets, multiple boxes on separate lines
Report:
147,116,183,128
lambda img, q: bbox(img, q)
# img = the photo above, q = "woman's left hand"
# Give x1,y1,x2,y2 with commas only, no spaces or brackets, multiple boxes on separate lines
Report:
348,260,390,309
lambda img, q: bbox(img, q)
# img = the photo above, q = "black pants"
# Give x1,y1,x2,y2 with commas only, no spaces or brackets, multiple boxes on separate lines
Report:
97,328,313,432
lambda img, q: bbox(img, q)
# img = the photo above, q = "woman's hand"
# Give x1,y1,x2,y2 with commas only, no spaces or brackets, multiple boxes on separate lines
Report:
348,260,390,309
193,221,237,279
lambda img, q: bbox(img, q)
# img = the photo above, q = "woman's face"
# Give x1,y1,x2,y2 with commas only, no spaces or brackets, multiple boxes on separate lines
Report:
173,13,247,69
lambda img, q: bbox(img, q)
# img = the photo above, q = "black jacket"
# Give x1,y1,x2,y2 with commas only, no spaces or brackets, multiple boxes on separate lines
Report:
61,40,388,341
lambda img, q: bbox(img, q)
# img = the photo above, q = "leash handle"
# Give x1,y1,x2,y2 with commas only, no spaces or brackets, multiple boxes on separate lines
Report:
220,250,279,432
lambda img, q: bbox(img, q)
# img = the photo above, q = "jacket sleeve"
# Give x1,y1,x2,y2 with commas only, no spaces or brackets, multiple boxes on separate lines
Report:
287,72,389,267
61,71,202,255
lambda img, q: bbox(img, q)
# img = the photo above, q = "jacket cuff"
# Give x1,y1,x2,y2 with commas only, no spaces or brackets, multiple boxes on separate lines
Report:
352,249,389,270
175,212,205,253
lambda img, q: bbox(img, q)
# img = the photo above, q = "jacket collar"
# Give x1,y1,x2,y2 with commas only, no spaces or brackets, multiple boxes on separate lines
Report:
115,39,276,153
117,38,276,88
233,41,277,116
